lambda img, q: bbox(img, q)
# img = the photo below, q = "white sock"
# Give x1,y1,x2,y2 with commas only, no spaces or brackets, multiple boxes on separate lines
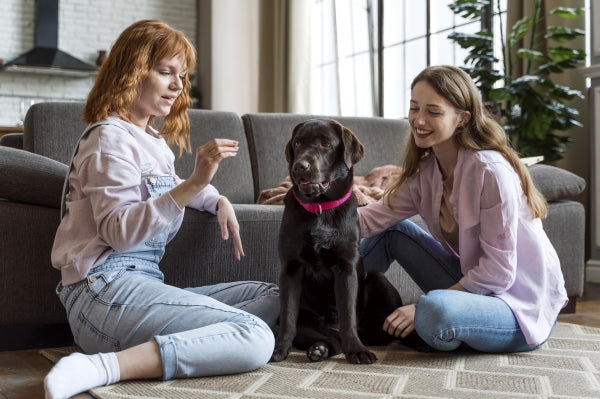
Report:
44,352,120,399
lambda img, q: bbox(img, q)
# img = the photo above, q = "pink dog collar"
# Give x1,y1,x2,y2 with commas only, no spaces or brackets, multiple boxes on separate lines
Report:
293,188,353,215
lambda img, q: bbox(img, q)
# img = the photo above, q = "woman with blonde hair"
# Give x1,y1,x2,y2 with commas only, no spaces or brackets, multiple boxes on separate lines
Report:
44,20,278,399
359,65,567,353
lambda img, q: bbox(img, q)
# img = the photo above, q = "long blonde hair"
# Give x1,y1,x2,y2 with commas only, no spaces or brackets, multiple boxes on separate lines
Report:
385,65,547,218
83,19,196,155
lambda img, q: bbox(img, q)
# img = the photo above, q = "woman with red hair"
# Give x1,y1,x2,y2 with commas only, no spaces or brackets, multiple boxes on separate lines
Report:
45,20,278,399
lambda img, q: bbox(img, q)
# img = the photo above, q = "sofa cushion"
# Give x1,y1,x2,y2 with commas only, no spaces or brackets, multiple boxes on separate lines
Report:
0,146,67,208
24,102,87,164
529,164,586,201
179,109,255,203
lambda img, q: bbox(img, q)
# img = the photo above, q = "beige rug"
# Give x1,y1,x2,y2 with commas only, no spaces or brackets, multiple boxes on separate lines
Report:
41,322,600,398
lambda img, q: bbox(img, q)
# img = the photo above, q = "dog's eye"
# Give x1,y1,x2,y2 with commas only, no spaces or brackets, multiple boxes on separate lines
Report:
321,141,331,148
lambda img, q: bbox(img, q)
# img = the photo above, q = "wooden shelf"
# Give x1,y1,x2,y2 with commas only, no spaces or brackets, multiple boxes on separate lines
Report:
0,125,24,134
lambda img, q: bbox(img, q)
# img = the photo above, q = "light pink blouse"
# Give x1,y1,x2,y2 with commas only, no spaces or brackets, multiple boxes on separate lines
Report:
358,148,568,346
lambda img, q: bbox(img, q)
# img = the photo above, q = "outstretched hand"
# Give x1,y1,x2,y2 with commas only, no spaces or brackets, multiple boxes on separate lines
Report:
169,139,239,209
189,139,239,189
216,197,244,260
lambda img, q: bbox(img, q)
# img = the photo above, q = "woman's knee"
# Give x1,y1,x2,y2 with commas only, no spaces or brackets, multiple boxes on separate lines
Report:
157,313,275,379
243,318,276,370
414,290,462,351
361,221,416,272
216,315,275,374
415,290,452,328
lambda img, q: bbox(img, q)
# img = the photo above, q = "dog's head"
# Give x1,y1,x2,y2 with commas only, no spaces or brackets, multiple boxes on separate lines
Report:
285,118,365,199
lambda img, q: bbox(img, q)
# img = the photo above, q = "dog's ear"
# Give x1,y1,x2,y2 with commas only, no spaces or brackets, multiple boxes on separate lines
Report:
285,137,294,164
340,125,365,168
286,121,305,164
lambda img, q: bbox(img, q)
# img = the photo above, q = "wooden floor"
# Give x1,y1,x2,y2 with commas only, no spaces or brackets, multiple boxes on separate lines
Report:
2,283,599,399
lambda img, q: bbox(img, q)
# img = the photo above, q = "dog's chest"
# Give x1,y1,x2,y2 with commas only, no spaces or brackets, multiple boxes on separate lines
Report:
294,210,357,256
309,221,338,251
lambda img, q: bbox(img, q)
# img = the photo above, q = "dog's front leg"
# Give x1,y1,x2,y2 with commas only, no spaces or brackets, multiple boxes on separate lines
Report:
271,265,302,362
334,267,377,364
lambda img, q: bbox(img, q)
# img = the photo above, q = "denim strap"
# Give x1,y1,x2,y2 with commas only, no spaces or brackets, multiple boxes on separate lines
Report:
60,119,134,218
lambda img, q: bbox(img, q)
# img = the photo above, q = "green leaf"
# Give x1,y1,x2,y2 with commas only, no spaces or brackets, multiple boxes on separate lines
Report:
537,63,563,75
546,26,585,43
538,54,586,76
508,16,533,45
550,7,584,19
448,0,490,19
549,47,586,62
488,87,513,102
516,49,549,62
550,85,584,101
511,74,545,85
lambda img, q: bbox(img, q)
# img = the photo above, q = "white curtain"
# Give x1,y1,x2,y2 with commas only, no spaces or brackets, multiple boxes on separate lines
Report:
287,0,312,114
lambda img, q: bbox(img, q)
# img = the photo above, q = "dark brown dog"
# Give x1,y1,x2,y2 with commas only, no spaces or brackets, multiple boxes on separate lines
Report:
270,118,402,364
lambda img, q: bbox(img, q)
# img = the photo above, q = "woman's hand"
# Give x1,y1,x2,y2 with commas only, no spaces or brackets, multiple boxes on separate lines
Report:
170,139,238,209
383,303,416,338
449,282,468,291
216,197,244,261
189,139,239,189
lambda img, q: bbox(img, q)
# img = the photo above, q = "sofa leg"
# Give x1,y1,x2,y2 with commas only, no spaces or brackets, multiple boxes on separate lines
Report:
560,297,577,314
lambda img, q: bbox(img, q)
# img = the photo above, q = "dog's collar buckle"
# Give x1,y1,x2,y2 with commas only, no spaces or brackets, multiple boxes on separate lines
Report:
293,188,353,214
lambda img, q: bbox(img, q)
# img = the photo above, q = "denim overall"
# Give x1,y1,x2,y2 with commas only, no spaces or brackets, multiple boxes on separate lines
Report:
56,120,277,379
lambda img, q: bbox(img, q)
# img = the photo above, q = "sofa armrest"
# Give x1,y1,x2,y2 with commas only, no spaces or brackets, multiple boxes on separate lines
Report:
0,146,67,208
543,200,586,298
529,164,586,201
0,132,24,149
160,204,284,288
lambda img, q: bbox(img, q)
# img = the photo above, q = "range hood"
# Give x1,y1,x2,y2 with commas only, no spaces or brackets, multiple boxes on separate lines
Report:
2,0,97,77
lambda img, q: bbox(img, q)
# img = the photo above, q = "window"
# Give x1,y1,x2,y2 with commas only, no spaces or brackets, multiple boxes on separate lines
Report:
308,0,507,118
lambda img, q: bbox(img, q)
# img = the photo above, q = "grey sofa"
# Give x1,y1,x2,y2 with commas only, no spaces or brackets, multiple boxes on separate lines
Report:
0,102,587,350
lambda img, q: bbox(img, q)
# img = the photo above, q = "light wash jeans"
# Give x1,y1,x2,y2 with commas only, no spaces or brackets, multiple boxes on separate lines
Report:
56,176,279,379
360,219,548,353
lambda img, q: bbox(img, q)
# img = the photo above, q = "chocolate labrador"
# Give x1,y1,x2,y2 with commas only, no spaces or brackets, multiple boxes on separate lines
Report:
270,118,403,364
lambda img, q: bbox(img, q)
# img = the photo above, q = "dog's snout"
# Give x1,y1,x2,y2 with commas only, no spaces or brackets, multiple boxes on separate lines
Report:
293,160,310,174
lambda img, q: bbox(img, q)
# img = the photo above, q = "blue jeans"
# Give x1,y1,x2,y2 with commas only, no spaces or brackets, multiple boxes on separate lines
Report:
57,260,278,379
360,219,545,353
57,175,279,379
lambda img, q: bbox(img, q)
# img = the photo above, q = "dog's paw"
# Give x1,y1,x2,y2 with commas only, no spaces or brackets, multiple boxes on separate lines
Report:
346,348,377,364
271,349,290,362
271,342,292,362
307,342,329,362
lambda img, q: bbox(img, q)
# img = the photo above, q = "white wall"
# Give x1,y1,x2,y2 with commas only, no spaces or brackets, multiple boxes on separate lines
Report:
0,0,197,126
583,0,600,282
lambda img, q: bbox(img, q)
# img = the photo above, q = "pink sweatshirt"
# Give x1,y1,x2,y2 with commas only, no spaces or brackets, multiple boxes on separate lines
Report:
51,117,221,285
358,148,568,346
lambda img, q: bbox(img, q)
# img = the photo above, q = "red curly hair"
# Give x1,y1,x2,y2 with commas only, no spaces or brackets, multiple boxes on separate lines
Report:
83,19,196,155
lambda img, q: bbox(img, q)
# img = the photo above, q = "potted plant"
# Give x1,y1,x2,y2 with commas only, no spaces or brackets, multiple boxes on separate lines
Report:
448,0,586,162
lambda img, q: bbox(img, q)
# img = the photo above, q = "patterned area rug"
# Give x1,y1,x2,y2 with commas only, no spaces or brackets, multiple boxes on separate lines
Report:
41,322,600,399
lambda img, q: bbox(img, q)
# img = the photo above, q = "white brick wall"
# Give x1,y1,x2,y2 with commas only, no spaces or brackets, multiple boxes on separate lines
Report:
0,0,197,126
